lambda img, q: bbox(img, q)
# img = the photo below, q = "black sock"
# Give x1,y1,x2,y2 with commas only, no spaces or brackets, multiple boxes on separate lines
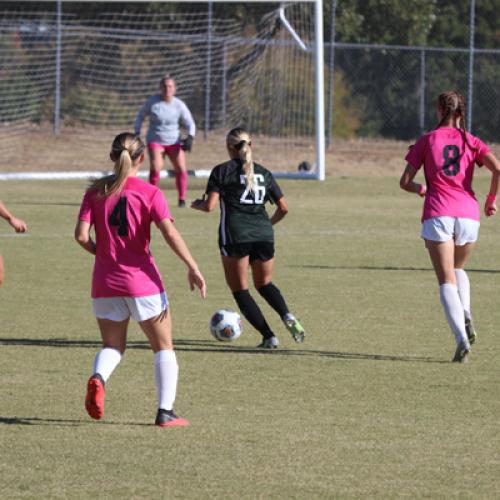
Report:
232,290,274,339
257,282,289,319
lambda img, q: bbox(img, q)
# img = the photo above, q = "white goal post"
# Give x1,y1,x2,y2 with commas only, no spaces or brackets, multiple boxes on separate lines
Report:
0,0,325,181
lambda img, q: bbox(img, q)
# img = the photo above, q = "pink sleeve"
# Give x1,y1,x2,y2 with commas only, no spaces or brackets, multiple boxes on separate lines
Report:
474,137,491,166
78,191,94,224
405,136,426,169
151,190,173,224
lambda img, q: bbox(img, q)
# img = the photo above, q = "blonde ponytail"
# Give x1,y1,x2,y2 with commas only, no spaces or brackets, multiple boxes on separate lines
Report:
110,148,132,194
239,141,255,193
89,133,145,196
226,127,255,193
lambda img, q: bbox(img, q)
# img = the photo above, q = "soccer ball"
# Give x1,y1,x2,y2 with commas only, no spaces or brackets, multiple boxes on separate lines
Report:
209,309,242,342
298,160,311,172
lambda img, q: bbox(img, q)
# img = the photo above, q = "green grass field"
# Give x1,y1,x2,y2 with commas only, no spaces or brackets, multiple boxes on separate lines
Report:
1,176,500,498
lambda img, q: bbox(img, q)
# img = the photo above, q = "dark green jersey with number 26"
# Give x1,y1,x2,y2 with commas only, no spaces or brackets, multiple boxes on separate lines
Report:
206,159,283,246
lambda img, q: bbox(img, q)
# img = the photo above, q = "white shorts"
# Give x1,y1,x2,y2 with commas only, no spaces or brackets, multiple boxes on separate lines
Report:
421,216,480,246
92,292,168,322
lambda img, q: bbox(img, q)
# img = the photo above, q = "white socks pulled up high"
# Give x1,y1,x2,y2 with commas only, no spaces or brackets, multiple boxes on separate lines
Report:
439,283,469,348
155,350,179,411
93,347,122,382
454,268,471,321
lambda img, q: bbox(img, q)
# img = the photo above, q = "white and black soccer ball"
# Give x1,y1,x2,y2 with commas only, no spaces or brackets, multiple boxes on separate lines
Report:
209,309,242,342
298,160,312,172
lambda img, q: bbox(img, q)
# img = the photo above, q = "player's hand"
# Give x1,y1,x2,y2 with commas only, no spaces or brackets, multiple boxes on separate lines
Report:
9,217,27,233
188,267,206,298
484,201,497,217
190,196,207,211
181,135,193,153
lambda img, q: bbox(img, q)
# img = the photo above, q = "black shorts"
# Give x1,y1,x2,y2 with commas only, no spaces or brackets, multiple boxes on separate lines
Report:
220,241,275,262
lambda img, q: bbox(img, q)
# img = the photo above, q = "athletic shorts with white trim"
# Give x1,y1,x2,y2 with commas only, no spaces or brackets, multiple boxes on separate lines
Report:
92,292,169,322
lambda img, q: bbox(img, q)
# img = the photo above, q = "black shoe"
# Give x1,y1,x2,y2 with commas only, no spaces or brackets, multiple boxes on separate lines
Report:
178,199,186,208
155,409,189,427
465,318,477,345
452,344,470,363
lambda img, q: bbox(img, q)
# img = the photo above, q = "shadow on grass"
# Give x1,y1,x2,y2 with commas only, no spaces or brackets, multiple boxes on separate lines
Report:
178,342,448,364
0,337,447,363
291,264,500,274
0,416,153,427
0,338,145,349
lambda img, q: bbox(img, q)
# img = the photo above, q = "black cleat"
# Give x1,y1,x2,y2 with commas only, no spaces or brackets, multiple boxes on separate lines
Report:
155,409,189,427
452,344,470,363
465,318,477,345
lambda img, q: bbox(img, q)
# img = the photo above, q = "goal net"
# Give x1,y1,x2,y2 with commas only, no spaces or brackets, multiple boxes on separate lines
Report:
0,1,324,180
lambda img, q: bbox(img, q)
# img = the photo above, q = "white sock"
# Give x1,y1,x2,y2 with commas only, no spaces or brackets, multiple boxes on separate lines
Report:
439,283,469,347
93,347,122,382
455,268,471,321
155,350,179,411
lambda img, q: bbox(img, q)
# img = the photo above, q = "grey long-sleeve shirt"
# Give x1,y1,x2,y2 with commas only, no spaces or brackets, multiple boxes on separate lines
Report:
134,95,196,146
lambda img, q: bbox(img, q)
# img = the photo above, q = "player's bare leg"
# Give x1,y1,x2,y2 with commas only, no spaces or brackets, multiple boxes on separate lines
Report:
148,147,164,187
426,239,470,362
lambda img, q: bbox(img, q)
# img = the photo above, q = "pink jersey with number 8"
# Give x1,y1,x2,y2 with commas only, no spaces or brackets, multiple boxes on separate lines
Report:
78,176,173,298
405,127,490,222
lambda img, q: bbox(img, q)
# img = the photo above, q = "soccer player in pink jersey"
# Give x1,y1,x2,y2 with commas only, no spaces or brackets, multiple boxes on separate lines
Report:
0,200,27,286
400,90,500,363
75,132,206,427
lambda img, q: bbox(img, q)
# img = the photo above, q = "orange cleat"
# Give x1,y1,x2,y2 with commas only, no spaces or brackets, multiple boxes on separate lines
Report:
85,374,106,420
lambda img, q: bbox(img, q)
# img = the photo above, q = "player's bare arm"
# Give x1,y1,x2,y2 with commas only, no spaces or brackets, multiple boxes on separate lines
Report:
0,201,27,233
74,220,97,255
399,163,426,196
270,196,289,225
157,218,206,298
191,191,219,212
483,152,500,217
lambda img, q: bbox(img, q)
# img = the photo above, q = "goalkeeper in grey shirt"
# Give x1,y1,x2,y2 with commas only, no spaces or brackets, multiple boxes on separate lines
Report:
134,74,196,207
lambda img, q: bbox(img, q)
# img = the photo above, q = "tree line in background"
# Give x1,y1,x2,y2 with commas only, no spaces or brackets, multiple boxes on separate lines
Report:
330,0,500,141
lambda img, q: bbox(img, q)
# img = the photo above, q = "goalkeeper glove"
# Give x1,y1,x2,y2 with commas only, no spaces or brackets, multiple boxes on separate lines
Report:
181,135,193,152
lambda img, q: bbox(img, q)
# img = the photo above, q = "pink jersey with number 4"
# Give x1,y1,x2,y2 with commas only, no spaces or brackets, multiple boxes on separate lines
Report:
78,176,173,298
405,127,490,222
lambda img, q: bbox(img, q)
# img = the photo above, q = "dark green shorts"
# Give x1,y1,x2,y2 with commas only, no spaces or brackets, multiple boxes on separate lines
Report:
220,241,275,262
